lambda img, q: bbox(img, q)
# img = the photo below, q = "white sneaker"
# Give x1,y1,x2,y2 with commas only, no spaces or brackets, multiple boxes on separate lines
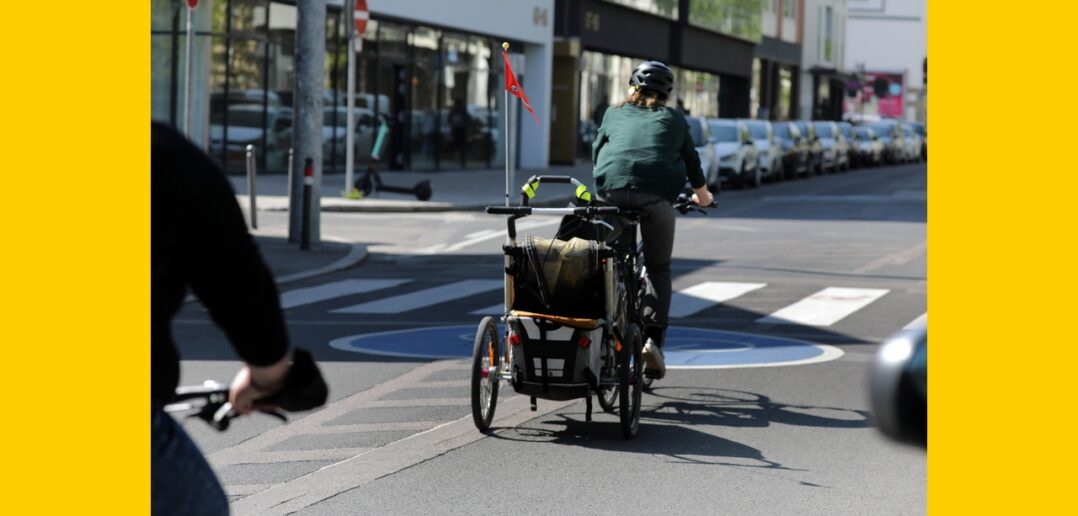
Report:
643,338,666,379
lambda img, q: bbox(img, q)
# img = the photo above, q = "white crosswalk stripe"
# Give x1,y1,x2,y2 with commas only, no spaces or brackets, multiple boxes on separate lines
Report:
471,303,505,315
904,313,927,330
756,287,889,326
280,279,410,309
668,282,767,318
332,279,504,314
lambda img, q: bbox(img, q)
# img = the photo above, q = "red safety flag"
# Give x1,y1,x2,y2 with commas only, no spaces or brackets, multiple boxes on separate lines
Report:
503,49,540,126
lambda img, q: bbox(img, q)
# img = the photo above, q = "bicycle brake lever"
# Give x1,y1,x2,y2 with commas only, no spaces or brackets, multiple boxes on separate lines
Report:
590,219,614,231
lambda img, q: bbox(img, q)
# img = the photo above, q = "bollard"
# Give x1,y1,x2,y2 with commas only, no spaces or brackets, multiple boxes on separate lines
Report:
286,147,294,201
245,144,258,229
300,157,314,250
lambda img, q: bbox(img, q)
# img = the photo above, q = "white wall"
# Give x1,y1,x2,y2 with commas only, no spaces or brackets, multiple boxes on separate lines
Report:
844,0,925,120
845,0,926,88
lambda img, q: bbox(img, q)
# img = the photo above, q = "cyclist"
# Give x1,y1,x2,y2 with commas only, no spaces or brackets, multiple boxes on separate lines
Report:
591,60,714,379
152,122,291,515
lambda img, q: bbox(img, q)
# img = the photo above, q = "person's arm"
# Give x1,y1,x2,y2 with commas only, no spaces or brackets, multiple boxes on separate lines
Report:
680,119,712,206
167,131,290,412
592,122,608,164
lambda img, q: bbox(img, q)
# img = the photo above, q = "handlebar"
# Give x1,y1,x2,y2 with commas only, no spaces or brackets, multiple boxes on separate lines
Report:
164,348,328,431
486,206,620,217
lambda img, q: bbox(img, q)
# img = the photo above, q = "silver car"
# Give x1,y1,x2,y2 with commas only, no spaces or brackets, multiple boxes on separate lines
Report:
707,119,760,188
741,119,783,182
685,116,718,192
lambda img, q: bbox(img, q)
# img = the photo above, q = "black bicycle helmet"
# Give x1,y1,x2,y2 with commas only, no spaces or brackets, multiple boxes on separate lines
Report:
629,61,674,97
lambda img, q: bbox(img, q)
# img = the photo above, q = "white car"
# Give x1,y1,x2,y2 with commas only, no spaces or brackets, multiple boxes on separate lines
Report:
811,121,845,172
685,116,718,192
741,119,783,182
209,104,291,171
707,119,759,188
901,123,925,162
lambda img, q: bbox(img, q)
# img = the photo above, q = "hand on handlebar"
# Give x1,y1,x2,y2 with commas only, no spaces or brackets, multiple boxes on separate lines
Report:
229,355,290,416
691,186,715,208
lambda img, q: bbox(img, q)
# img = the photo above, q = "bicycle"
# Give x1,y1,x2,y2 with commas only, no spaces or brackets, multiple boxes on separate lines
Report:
471,176,711,439
163,348,329,430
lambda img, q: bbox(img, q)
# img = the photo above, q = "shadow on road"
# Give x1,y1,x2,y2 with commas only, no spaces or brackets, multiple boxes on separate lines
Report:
487,386,868,480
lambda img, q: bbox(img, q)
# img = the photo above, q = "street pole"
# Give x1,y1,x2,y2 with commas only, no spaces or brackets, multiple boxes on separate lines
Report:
344,0,357,197
289,0,326,244
503,42,510,208
182,4,194,136
246,144,258,229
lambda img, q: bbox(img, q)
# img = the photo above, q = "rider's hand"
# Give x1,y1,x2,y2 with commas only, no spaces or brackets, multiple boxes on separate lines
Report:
691,186,714,207
229,355,290,415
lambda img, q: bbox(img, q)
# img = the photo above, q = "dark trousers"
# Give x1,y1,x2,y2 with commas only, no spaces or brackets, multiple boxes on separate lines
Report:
152,405,229,515
597,189,676,345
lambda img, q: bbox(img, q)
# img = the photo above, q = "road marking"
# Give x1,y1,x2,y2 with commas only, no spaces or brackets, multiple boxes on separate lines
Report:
904,313,927,330
420,218,561,253
756,287,890,326
332,279,503,314
761,193,925,202
471,303,505,315
854,240,926,273
279,279,410,309
667,282,767,318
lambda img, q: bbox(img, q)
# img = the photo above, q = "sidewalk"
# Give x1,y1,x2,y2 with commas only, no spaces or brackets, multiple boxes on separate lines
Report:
231,163,594,213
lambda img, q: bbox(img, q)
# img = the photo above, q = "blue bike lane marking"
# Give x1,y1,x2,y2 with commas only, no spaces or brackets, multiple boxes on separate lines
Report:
328,326,842,369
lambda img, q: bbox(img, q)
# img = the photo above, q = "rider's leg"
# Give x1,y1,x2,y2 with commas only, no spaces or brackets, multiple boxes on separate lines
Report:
152,405,229,516
637,198,676,347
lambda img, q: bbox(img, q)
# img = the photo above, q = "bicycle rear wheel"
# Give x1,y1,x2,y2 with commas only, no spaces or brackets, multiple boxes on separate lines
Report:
470,317,501,432
618,323,643,438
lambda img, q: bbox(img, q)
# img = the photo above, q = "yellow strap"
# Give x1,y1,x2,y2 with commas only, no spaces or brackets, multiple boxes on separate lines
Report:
575,184,592,202
522,180,539,199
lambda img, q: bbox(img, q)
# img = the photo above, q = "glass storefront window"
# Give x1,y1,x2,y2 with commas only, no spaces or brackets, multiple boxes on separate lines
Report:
156,1,508,173
778,66,792,120
673,69,719,118
688,0,764,42
409,27,441,171
441,34,495,169
603,0,678,19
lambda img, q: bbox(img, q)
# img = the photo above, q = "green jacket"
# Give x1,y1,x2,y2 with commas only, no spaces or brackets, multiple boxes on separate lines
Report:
592,103,706,202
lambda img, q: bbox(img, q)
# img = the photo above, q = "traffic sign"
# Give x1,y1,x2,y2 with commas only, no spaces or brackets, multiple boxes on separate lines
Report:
354,0,369,36
328,326,843,369
186,0,199,9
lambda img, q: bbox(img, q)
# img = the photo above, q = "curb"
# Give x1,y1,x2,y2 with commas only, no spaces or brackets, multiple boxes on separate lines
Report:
275,236,368,284
183,235,367,304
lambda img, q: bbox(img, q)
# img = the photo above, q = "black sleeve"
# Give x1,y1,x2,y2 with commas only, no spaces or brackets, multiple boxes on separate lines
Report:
162,125,289,366
681,118,706,189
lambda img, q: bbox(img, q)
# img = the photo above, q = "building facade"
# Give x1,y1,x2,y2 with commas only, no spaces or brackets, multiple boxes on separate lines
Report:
799,0,847,120
550,0,764,164
151,0,554,174
752,0,803,120
844,0,926,122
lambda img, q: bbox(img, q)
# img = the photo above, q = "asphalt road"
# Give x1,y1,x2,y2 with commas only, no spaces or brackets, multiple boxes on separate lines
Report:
172,162,926,515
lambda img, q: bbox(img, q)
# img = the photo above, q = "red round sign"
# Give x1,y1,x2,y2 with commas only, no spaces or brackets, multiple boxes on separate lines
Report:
354,0,369,36
186,0,199,9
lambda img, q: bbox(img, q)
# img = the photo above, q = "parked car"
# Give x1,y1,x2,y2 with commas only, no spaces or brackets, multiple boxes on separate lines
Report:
209,104,291,171
321,106,378,167
909,122,926,161
851,126,885,167
837,122,858,169
685,116,718,192
811,121,846,172
773,121,810,178
902,123,925,162
865,120,906,163
792,120,824,174
741,119,783,182
707,118,759,188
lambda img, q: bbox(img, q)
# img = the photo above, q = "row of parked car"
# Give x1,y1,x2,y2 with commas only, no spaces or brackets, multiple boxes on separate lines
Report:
685,116,927,191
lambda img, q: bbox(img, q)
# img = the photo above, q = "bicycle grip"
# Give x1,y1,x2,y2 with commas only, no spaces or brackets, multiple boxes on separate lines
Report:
261,348,329,412
486,206,532,215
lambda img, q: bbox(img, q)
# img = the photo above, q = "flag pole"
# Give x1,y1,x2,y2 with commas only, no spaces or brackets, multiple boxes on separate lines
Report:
502,42,510,207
